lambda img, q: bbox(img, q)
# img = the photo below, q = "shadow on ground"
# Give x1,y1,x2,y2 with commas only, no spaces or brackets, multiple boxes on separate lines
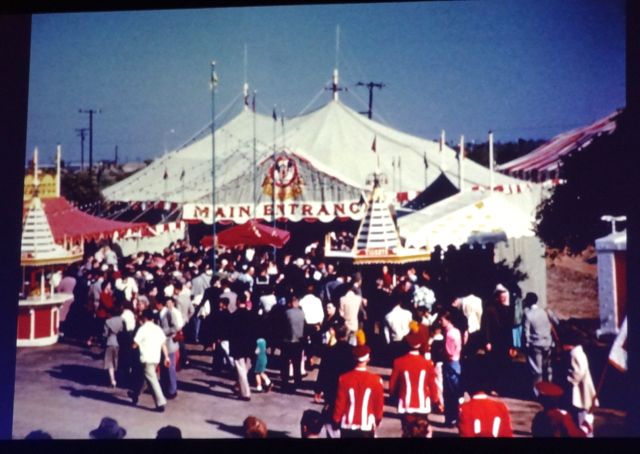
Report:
59,385,133,408
48,364,107,387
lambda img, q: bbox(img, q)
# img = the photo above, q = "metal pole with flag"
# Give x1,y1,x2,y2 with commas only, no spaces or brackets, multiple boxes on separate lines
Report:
423,150,429,188
180,168,185,204
372,135,379,170
272,106,277,261
459,135,465,192
281,109,285,149
252,90,257,218
210,61,218,271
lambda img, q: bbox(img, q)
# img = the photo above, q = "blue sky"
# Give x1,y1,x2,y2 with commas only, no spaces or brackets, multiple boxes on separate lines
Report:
26,0,625,165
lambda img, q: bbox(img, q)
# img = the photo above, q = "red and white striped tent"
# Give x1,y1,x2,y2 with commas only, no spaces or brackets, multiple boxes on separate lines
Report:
497,109,621,182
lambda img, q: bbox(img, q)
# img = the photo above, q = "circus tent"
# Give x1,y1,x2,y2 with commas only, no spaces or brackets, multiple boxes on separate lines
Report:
103,94,528,224
496,109,621,181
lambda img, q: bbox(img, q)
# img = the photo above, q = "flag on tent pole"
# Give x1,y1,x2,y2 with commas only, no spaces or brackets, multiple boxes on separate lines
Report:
423,151,429,169
180,169,185,180
272,107,277,122
210,65,218,90
163,168,168,180
371,135,377,153
252,93,256,113
608,317,627,372
281,110,285,127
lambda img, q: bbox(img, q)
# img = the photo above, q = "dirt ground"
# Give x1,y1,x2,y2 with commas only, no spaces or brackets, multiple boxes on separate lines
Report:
546,247,599,320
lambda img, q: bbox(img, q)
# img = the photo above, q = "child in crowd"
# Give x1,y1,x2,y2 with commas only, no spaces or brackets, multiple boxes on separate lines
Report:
254,337,272,392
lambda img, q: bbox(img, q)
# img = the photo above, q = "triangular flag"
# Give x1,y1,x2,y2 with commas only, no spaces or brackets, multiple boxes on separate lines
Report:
608,317,627,372
272,107,277,121
210,68,218,89
371,136,377,153
163,168,168,180
180,169,185,181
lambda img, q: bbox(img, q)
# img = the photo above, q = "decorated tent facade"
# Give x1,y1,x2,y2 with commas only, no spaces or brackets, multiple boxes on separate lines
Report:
32,197,148,243
325,170,430,265
182,149,366,224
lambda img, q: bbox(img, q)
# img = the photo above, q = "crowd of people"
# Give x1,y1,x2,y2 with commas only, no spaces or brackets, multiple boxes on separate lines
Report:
49,235,599,438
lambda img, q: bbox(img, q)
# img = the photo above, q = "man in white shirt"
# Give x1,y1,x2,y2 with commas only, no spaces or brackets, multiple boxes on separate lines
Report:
385,299,413,361
339,281,362,344
299,284,324,367
129,309,171,412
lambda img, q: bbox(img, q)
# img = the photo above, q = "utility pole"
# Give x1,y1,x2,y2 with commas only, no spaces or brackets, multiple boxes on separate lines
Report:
75,127,89,170
79,108,101,176
356,81,385,119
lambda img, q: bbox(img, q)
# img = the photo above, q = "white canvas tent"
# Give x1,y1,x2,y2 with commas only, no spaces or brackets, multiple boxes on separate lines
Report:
398,189,541,252
103,97,528,223
398,187,547,306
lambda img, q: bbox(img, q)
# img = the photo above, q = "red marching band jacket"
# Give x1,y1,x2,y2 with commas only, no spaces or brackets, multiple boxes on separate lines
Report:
333,368,385,431
458,393,514,437
389,351,440,414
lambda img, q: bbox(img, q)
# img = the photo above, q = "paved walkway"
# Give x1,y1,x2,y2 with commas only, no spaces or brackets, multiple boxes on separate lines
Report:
12,340,626,439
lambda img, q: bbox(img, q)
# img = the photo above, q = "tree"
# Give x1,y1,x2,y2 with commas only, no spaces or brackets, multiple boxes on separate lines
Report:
464,139,546,167
61,170,104,206
535,109,633,254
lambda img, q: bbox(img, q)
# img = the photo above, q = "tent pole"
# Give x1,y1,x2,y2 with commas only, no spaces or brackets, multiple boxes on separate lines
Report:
489,130,494,192
210,61,218,271
272,105,277,262
459,135,465,193
252,90,257,219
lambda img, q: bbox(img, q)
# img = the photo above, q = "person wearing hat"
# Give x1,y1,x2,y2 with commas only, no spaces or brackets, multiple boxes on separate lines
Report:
129,308,171,412
522,292,558,395
479,283,514,394
389,331,441,436
156,425,183,439
457,376,513,437
531,381,585,437
332,331,384,438
89,417,126,439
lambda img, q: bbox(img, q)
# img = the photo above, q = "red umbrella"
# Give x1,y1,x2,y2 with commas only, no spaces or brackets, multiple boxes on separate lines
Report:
200,219,291,249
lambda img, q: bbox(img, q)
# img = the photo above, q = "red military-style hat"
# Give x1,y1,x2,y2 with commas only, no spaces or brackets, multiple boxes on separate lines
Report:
353,344,371,362
405,332,423,350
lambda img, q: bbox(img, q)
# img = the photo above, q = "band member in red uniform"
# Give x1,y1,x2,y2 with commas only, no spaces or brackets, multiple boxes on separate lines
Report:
332,331,384,438
458,378,513,437
389,332,442,435
531,381,586,438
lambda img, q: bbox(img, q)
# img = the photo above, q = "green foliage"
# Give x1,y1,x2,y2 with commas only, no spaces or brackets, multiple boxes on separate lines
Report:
464,139,546,167
61,170,104,205
535,109,632,254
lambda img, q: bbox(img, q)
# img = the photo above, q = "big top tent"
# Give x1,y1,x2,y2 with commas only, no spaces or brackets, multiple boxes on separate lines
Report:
103,87,530,224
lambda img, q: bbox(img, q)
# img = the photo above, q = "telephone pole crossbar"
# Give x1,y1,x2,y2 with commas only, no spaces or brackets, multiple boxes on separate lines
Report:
356,81,385,119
